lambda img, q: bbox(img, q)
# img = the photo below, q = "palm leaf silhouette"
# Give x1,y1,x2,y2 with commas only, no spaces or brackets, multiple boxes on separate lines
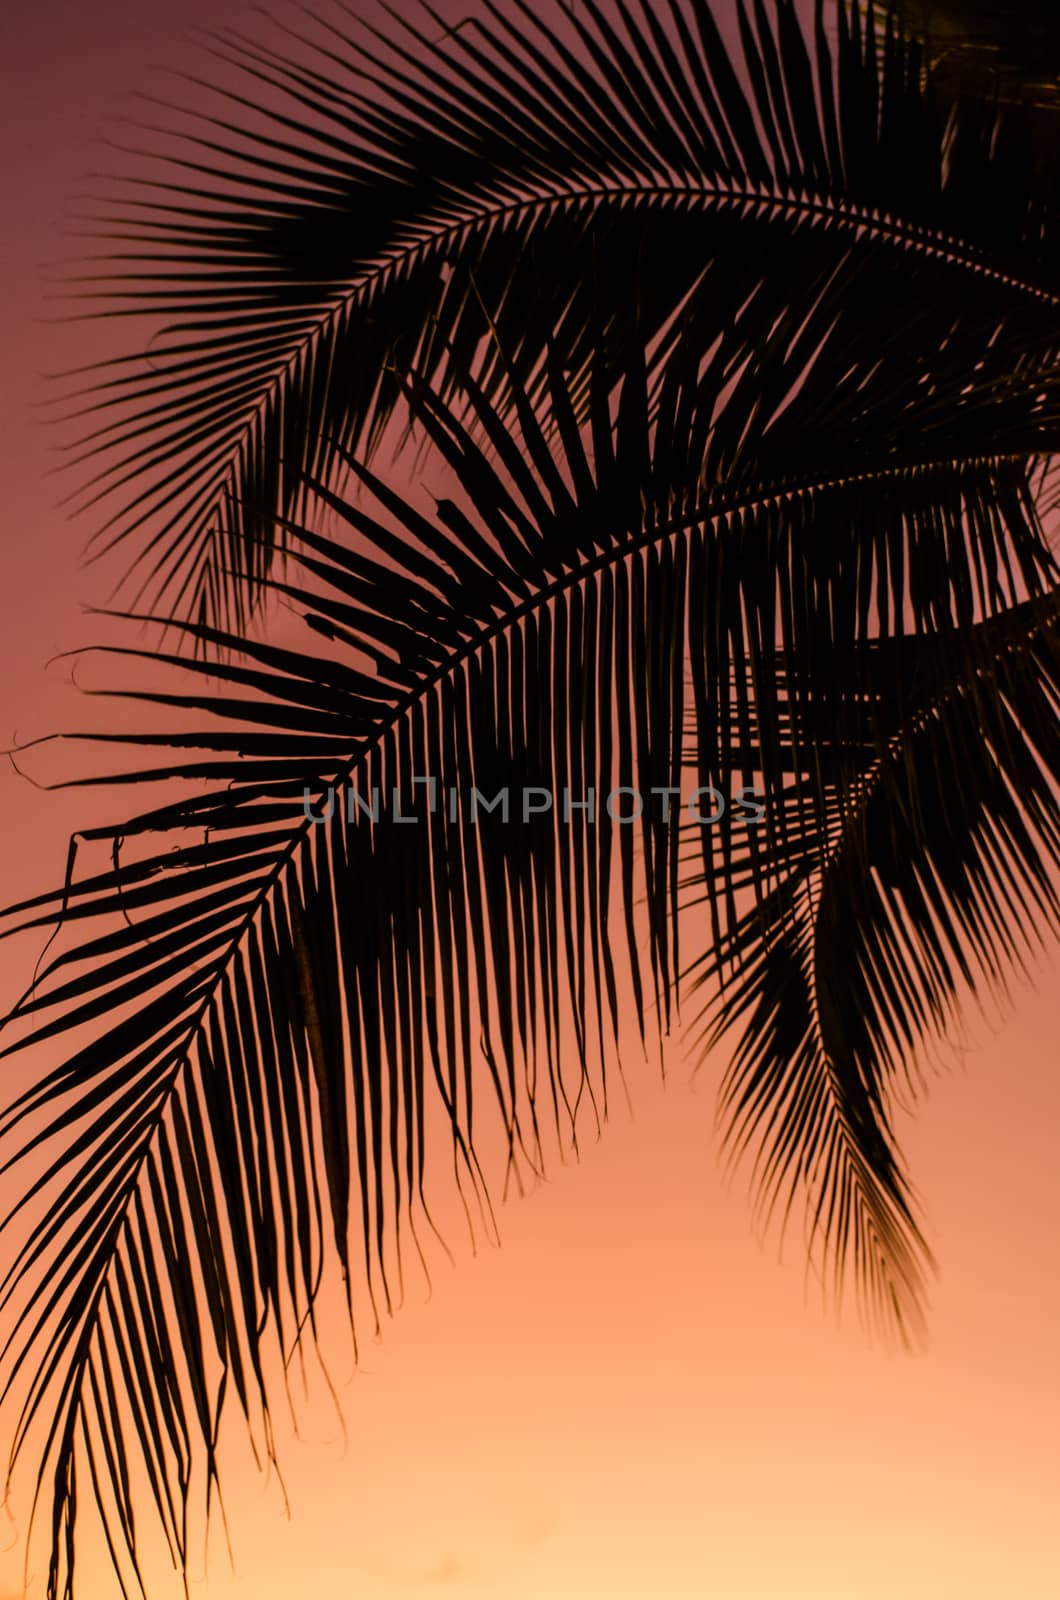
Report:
691,587,1060,1327
5,2,1060,1597
62,0,1060,626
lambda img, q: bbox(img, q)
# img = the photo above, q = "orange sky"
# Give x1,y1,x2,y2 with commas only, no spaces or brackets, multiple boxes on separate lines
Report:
1,4,1058,1598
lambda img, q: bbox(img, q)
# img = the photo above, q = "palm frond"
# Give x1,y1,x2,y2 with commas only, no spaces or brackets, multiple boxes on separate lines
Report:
60,0,1060,627
688,588,1060,1339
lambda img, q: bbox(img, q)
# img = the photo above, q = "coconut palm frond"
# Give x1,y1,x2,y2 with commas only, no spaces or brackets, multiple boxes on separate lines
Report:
0,337,728,1600
62,0,1060,627
688,588,1060,1340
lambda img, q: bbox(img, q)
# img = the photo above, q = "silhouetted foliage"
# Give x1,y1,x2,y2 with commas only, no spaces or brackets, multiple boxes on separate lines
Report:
3,4,1060,1598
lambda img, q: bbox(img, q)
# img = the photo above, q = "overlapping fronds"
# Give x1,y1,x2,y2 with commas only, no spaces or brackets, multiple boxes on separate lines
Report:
7,248,1060,1594
60,0,1060,626
9,0,1060,1594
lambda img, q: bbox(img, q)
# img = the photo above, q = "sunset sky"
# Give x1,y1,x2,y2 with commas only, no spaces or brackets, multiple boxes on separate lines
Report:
1,3,1058,1598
